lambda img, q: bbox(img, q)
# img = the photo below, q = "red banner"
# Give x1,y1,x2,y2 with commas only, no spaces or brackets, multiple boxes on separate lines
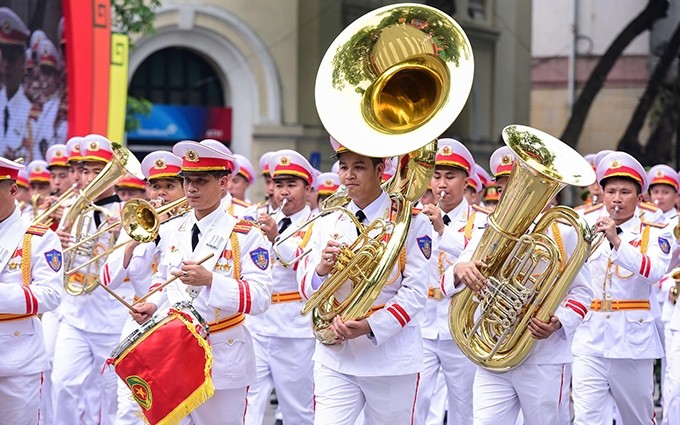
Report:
110,311,214,424
63,0,111,137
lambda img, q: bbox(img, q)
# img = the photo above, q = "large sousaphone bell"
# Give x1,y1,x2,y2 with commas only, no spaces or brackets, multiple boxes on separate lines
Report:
304,3,474,343
449,125,597,371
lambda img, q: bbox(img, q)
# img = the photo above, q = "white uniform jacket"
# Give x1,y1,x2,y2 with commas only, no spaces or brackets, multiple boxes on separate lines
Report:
0,207,62,376
441,210,594,364
248,205,314,338
573,207,672,359
418,199,488,340
148,207,272,389
297,191,432,377
60,198,135,334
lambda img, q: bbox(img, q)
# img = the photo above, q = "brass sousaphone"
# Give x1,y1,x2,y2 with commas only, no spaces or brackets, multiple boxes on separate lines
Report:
449,125,597,371
303,3,474,343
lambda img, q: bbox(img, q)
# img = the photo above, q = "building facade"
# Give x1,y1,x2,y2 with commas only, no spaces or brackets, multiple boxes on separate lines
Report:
126,0,531,198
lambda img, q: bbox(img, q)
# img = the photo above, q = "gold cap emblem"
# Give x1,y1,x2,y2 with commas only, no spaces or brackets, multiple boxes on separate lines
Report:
54,150,63,158
501,154,512,165
88,141,99,151
440,145,452,155
279,156,290,166
185,150,199,162
154,158,167,170
610,159,622,169
325,179,333,186
655,170,665,178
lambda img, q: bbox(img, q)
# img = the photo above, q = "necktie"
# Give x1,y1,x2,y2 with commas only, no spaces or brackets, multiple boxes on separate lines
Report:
279,217,292,234
609,226,623,250
443,215,451,226
192,223,200,251
355,210,367,236
3,106,8,136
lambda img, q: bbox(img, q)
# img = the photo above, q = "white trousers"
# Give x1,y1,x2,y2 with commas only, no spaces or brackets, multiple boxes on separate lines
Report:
179,387,247,425
664,328,680,423
52,322,119,425
473,363,567,425
572,355,656,425
244,335,315,425
39,310,60,425
0,373,42,425
414,338,475,425
425,369,447,425
313,363,419,425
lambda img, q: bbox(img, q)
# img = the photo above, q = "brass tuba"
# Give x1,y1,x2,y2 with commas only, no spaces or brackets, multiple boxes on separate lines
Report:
62,142,143,295
303,3,474,344
449,125,596,371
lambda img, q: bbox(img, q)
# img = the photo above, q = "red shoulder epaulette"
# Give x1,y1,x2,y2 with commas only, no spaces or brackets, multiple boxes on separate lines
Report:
582,203,604,215
471,204,492,215
639,202,659,212
412,207,422,215
232,198,252,207
26,224,49,236
574,202,591,211
642,221,668,229
233,219,256,234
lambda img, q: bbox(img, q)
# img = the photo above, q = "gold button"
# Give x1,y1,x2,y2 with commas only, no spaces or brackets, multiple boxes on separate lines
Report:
605,314,611,319
227,338,234,345
639,319,644,323
13,331,20,336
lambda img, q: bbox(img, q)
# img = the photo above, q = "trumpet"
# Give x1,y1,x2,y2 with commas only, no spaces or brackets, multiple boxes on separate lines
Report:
435,190,445,209
273,185,350,267
588,205,619,256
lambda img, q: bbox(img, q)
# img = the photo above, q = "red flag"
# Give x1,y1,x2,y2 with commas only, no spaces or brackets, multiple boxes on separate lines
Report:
110,310,214,425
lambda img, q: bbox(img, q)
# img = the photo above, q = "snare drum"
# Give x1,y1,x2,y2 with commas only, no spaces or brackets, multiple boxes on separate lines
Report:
108,302,214,425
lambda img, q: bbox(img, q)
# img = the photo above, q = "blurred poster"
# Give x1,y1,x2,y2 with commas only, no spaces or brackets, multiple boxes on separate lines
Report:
128,104,232,142
0,1,67,163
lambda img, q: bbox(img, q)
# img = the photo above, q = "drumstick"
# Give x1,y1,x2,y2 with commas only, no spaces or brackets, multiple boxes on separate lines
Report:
94,281,139,313
134,253,215,304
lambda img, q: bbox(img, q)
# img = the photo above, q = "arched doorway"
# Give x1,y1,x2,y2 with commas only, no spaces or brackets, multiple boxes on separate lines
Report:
126,47,231,155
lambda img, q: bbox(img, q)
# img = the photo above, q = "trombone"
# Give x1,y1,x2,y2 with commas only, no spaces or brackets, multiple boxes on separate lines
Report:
64,196,188,276
32,183,78,226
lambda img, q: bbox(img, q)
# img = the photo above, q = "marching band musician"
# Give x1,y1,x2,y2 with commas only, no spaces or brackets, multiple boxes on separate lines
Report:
315,171,341,206
131,141,272,424
27,159,51,210
52,134,133,425
297,139,432,424
103,150,186,424
245,149,317,425
65,135,85,189
440,145,593,425
114,174,147,202
463,164,484,207
199,139,254,218
572,151,672,424
230,153,257,203
414,139,488,425
259,151,279,213
645,164,680,410
0,156,62,425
